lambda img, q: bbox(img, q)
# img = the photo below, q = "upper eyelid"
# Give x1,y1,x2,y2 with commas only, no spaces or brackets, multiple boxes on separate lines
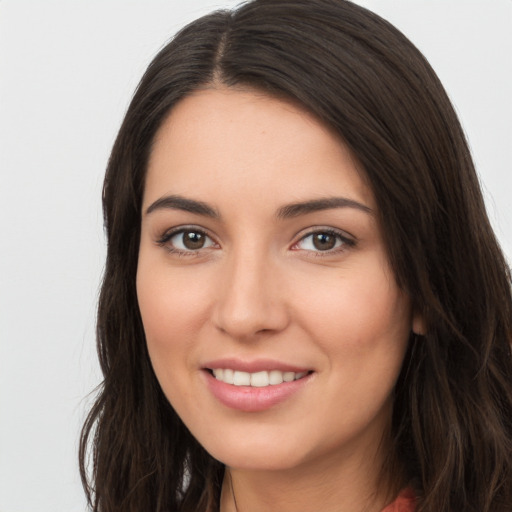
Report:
156,225,217,244
154,224,355,250
293,226,355,242
291,228,356,253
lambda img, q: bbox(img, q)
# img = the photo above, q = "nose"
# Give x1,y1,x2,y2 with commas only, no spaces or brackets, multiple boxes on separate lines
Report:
212,249,290,340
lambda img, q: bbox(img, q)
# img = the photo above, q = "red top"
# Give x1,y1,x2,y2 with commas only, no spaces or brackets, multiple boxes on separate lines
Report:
381,488,416,512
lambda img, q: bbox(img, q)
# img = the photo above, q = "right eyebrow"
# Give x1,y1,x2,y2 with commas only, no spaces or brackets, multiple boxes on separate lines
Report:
145,194,220,218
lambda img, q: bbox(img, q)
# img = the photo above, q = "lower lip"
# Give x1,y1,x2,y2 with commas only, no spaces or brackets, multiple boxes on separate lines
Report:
204,371,312,412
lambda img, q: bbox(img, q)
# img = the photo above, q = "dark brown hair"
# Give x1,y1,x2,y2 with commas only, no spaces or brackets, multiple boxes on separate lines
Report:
80,1,512,510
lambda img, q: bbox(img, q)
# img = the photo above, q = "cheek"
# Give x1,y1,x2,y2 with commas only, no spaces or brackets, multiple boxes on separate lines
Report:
293,260,411,431
135,253,210,378
136,256,221,429
295,254,411,362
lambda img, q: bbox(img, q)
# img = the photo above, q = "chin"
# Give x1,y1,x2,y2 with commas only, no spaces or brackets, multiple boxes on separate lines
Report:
192,425,307,471
212,445,306,472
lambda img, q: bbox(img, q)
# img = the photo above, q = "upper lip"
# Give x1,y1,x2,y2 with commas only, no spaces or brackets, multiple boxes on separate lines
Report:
203,358,312,374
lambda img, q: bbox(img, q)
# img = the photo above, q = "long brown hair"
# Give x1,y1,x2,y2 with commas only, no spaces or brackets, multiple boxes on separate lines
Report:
80,1,512,510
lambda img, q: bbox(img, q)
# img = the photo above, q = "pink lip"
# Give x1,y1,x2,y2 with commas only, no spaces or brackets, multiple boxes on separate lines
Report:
202,368,313,413
203,357,310,373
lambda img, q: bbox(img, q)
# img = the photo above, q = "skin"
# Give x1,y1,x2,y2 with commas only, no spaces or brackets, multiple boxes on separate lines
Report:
137,87,421,512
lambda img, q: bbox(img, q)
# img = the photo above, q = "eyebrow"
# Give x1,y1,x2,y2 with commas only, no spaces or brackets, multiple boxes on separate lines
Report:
144,194,372,219
145,195,219,218
276,197,373,218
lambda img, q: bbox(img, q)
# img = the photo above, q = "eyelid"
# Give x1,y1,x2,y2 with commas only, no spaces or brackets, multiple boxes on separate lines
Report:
156,225,219,254
154,224,355,257
291,226,356,254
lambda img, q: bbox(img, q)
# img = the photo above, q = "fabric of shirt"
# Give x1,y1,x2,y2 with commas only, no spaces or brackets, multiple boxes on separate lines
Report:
380,488,416,512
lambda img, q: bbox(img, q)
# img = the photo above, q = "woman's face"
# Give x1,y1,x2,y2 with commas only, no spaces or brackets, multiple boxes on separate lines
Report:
137,88,415,473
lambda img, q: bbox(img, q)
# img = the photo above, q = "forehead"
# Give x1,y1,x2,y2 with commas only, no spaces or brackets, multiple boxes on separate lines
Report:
144,87,374,211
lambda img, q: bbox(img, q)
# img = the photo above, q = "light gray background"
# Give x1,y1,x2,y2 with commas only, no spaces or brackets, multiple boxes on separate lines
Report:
1,1,510,511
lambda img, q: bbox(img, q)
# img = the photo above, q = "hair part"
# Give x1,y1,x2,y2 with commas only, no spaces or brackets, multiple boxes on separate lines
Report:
80,1,512,511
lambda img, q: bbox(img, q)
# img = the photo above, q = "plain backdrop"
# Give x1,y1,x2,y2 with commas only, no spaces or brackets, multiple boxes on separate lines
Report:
0,1,511,511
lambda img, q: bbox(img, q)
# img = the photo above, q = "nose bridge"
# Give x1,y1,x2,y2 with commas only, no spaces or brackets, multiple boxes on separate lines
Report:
213,242,288,339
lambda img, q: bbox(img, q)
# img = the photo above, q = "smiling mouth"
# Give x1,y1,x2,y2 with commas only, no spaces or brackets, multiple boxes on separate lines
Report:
208,368,312,387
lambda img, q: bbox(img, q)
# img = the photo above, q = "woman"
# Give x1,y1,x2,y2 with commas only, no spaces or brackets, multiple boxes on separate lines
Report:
79,1,512,511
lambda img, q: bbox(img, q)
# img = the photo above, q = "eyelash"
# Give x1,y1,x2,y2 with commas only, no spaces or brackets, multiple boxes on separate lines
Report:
155,226,355,258
292,228,355,256
156,226,217,257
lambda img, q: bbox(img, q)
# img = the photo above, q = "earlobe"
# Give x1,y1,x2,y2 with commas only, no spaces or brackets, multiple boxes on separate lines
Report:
412,309,426,336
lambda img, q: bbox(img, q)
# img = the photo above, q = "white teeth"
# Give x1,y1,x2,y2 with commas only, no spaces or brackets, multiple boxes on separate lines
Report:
283,371,295,382
251,371,269,387
233,371,251,386
211,369,309,387
223,368,234,384
268,370,284,385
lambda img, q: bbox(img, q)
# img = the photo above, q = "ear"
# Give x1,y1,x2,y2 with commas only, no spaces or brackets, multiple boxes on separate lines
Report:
412,309,426,336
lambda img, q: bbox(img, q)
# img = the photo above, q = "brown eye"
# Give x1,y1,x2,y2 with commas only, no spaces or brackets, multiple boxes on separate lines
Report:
312,233,336,251
165,228,216,252
182,230,206,250
294,229,352,254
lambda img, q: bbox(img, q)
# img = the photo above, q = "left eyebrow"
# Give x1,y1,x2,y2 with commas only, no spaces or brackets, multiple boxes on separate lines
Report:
276,197,373,219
